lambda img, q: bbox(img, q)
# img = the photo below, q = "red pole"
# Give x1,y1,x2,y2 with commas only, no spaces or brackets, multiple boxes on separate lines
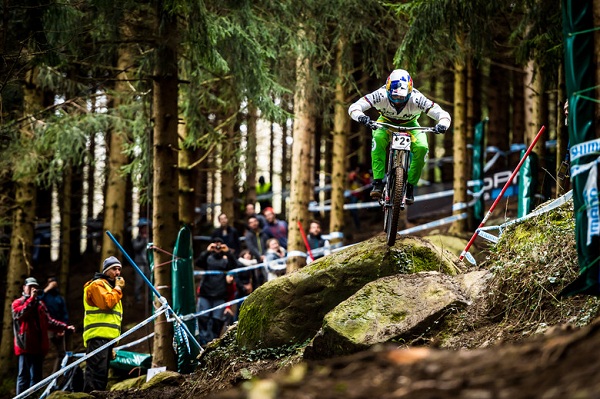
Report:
297,221,314,261
459,125,546,261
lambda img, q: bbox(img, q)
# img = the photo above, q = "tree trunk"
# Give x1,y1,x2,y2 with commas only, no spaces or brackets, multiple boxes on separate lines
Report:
85,99,97,255
488,62,511,152
441,70,454,184
287,34,315,271
330,38,349,239
0,67,41,376
524,60,540,145
101,33,135,264
246,104,258,208
449,60,468,234
466,61,476,230
152,0,178,369
556,63,569,196
178,122,195,226
280,100,292,217
60,166,72,291
512,66,525,145
221,120,236,220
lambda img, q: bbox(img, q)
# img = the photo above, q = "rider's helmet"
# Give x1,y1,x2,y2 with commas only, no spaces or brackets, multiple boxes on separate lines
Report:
385,69,413,105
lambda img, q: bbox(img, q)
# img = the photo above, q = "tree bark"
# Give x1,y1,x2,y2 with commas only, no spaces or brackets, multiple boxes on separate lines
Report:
60,166,72,291
178,122,195,226
152,0,178,369
556,64,569,196
220,120,236,220
512,66,525,145
246,104,258,209
100,28,136,264
0,67,41,376
524,60,540,145
449,60,468,234
287,32,315,271
330,38,349,239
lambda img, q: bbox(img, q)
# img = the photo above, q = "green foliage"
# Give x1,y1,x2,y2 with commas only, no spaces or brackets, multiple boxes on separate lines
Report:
392,0,524,70
487,201,600,329
31,107,108,187
509,0,563,86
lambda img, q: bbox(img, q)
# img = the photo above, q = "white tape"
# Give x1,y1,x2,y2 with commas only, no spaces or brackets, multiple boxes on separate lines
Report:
398,213,467,235
477,229,499,244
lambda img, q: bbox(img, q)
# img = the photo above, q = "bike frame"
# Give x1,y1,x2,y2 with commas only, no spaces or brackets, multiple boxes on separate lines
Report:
373,122,434,246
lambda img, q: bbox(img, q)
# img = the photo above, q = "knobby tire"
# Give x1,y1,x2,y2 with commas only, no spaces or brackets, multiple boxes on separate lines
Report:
386,161,406,246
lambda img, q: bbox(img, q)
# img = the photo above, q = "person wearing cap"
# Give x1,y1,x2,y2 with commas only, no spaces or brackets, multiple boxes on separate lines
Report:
82,256,125,392
12,277,75,395
195,237,238,346
262,207,288,249
132,218,150,304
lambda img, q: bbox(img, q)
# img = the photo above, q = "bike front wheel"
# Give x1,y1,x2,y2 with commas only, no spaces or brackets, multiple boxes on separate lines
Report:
385,166,406,246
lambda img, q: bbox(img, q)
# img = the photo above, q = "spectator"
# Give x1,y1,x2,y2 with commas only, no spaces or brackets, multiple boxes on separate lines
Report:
244,216,268,263
211,213,241,257
244,203,267,229
256,175,273,211
83,256,125,392
195,238,238,346
263,207,288,249
265,238,287,280
132,218,150,304
39,277,69,373
12,277,75,395
307,220,330,260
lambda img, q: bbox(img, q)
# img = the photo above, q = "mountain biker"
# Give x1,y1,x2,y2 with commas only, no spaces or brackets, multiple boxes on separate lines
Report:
348,69,452,203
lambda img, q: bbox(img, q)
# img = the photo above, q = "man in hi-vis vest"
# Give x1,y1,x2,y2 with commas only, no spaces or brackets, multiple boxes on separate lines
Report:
83,256,125,392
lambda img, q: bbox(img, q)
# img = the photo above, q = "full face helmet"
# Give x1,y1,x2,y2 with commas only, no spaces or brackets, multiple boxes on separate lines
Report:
385,69,413,104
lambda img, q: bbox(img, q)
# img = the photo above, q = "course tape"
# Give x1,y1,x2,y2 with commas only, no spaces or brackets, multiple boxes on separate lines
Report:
309,190,454,212
398,213,468,235
179,296,248,322
13,305,169,399
477,190,573,243
194,240,342,276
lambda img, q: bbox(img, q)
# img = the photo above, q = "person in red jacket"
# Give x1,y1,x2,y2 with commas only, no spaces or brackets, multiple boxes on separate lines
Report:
12,277,75,395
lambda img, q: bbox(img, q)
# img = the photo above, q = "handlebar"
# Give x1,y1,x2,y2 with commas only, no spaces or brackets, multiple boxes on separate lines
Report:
373,121,434,133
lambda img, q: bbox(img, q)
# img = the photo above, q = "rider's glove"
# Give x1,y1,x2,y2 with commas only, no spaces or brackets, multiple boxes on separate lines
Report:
358,116,379,130
434,124,448,134
358,115,372,126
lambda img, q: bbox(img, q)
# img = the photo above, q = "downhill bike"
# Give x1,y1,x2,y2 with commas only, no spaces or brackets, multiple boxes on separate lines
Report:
371,122,435,246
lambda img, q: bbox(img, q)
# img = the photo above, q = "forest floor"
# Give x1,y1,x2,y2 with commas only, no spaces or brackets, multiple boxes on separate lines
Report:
35,196,600,399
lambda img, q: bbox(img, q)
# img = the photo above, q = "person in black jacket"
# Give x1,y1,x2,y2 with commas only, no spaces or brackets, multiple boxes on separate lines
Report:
211,213,241,257
195,237,238,346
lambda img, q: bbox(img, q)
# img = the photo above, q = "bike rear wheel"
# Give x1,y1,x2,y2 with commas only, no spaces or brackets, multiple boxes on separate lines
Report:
385,167,406,246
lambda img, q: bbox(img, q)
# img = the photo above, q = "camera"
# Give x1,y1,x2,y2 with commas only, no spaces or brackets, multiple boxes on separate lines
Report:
215,244,222,251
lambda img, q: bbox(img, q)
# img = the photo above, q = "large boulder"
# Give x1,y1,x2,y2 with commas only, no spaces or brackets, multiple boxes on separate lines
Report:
305,271,469,359
236,236,460,350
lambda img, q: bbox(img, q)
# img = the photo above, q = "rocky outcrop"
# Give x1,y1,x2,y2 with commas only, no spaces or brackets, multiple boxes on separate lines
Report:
305,271,469,359
236,236,460,350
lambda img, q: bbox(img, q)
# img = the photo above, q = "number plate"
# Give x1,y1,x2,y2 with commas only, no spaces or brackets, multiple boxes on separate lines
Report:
391,133,411,150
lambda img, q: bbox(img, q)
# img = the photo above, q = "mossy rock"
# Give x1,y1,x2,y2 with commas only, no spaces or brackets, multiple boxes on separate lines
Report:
47,392,93,399
236,235,460,350
422,234,469,258
305,272,468,359
109,374,147,391
141,370,184,390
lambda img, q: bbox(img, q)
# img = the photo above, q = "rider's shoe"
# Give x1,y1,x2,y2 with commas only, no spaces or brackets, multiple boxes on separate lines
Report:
370,179,384,199
405,183,414,205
